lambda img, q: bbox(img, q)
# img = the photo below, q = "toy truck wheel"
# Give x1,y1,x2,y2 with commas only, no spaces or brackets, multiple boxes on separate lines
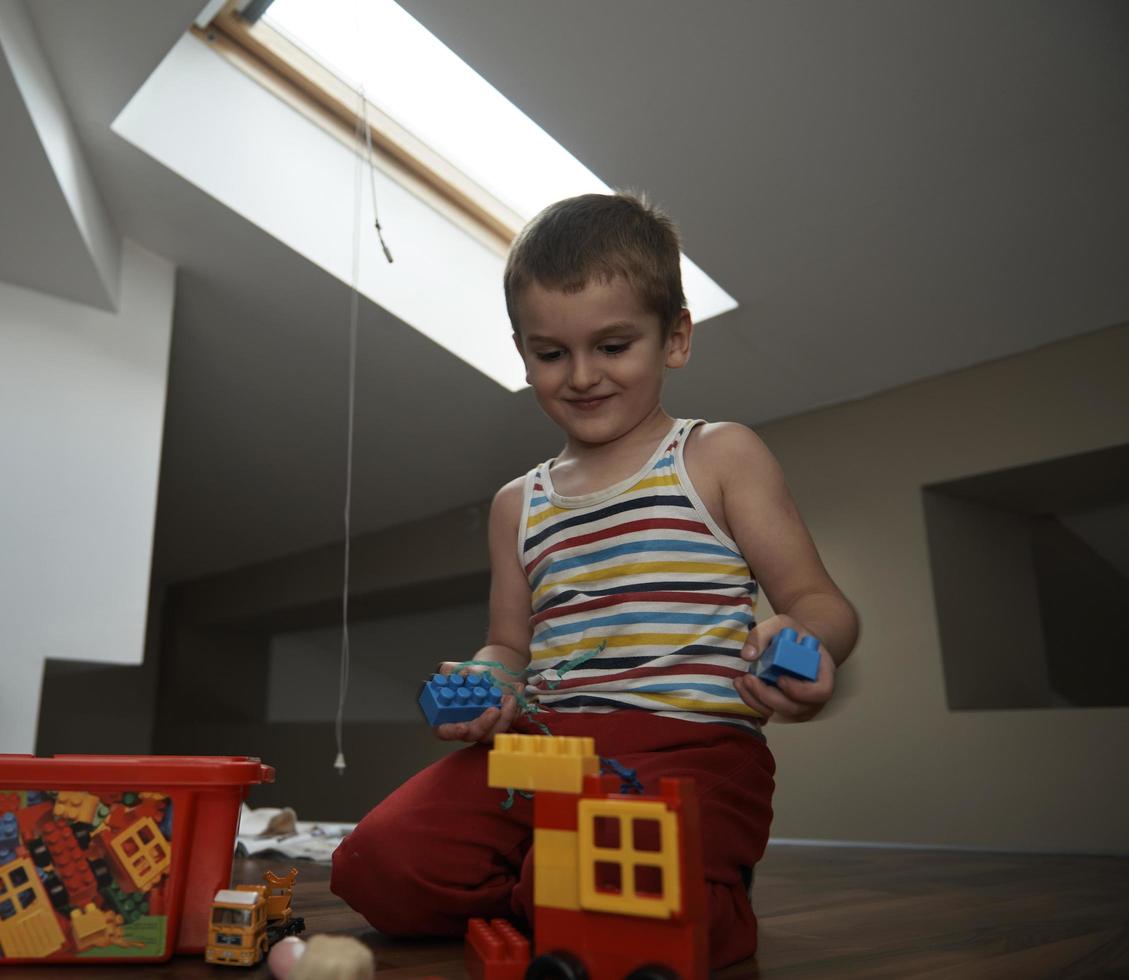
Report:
525,951,588,980
624,967,681,980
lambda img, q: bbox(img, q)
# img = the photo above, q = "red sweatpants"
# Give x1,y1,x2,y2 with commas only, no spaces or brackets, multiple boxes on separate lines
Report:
331,710,775,970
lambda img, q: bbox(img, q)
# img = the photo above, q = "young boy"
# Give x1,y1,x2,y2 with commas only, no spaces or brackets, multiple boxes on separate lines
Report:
331,193,858,968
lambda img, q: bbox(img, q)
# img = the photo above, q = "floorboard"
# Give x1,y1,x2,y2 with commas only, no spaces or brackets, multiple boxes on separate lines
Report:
7,845,1127,978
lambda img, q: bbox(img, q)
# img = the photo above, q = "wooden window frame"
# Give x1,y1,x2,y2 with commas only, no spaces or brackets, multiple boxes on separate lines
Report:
194,1,523,255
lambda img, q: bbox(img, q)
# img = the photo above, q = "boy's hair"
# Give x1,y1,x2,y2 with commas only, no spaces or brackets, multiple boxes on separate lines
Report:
504,191,687,336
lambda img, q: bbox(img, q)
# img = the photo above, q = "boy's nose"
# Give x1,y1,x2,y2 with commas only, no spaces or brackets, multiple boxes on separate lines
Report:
568,355,601,391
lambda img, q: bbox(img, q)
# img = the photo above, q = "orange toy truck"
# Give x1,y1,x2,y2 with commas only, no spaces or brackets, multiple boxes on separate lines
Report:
205,868,304,967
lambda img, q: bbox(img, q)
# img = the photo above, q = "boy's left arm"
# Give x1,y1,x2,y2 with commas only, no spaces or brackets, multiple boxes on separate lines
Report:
700,424,859,722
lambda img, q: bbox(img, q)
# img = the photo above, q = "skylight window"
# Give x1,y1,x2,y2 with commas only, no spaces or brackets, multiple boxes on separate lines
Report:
189,0,735,389
252,0,735,324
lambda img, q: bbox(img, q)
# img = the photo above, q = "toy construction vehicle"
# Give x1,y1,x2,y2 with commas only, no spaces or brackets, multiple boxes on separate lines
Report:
205,867,305,967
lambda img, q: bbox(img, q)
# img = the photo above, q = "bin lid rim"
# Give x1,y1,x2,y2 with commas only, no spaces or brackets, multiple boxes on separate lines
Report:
0,754,275,786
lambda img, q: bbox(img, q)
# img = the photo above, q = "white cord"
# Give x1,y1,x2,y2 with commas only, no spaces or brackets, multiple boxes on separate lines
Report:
334,91,366,777
334,1,394,775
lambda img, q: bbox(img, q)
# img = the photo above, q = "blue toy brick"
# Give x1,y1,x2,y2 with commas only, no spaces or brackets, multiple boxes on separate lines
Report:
753,628,821,685
419,672,504,726
0,812,18,853
159,800,174,841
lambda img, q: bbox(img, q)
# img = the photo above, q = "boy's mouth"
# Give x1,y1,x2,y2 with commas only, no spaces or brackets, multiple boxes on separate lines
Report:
567,395,612,411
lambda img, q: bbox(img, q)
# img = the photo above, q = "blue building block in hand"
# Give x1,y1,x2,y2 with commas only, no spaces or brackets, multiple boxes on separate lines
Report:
419,672,504,726
753,628,821,685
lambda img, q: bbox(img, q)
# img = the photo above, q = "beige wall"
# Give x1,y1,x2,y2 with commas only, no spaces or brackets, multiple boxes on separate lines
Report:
754,321,1129,853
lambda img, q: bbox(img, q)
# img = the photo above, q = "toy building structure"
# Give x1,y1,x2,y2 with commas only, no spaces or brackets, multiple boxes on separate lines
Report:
466,734,708,980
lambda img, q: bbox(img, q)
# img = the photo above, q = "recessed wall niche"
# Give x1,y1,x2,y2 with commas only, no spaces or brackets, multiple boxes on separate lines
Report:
923,443,1129,710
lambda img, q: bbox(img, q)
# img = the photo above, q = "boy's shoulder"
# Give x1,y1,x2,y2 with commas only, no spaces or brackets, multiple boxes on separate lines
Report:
493,473,527,514
686,420,776,474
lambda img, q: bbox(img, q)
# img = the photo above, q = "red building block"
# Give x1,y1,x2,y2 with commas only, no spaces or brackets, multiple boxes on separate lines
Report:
465,918,530,980
41,818,99,907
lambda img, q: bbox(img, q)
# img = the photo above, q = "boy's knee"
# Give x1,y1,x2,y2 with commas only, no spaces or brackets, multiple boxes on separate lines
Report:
330,807,426,937
708,877,759,969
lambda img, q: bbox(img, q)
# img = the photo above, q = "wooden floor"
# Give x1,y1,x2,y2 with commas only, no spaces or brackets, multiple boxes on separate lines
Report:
12,846,1129,978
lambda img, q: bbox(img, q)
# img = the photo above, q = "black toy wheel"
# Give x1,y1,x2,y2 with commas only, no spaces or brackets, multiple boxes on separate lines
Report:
624,966,680,980
525,951,588,980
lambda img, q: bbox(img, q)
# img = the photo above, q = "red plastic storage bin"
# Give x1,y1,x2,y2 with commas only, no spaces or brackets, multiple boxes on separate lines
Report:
0,754,273,964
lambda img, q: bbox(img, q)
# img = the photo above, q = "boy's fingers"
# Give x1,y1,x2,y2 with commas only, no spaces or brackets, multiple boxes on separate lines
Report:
734,675,775,721
471,707,501,737
776,675,829,704
434,721,467,741
745,674,803,714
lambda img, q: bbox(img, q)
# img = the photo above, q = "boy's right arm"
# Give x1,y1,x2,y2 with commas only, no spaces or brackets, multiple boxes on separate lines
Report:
434,476,532,743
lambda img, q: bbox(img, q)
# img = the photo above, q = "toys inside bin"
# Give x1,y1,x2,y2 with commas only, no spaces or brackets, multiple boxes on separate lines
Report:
0,755,273,964
0,789,173,960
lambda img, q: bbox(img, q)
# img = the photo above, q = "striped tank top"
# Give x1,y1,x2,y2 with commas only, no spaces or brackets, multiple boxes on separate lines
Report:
519,418,762,731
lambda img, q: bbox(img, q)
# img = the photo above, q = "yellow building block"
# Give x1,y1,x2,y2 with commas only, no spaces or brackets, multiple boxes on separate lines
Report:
488,734,599,794
54,791,100,824
577,799,681,919
533,828,580,910
70,902,110,951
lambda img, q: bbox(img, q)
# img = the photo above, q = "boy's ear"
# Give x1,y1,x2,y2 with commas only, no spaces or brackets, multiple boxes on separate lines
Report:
665,309,693,370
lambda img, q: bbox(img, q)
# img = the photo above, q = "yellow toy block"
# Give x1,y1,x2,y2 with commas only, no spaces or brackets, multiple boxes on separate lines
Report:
70,904,144,951
54,791,99,824
577,799,681,919
70,903,110,951
488,734,599,794
533,828,580,910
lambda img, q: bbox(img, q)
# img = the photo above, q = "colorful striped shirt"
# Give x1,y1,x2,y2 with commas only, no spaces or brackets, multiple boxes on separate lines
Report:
520,418,762,731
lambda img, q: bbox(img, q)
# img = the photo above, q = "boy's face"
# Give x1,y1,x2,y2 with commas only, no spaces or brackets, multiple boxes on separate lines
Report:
513,276,691,447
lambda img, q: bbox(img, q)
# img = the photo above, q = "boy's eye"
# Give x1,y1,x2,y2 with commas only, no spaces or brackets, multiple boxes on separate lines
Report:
535,350,563,362
601,343,630,355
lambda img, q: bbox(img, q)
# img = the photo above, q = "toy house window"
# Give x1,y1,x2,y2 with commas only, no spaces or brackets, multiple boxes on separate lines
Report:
578,801,681,917
923,442,1129,710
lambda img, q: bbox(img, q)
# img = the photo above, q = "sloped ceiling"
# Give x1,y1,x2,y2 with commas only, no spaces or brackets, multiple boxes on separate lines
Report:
13,0,1129,582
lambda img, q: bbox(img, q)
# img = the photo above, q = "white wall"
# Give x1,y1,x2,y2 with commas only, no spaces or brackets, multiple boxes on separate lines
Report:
757,322,1129,853
0,241,174,752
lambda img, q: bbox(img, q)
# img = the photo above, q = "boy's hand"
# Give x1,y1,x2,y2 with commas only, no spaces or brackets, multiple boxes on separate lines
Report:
431,661,520,743
734,616,837,723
